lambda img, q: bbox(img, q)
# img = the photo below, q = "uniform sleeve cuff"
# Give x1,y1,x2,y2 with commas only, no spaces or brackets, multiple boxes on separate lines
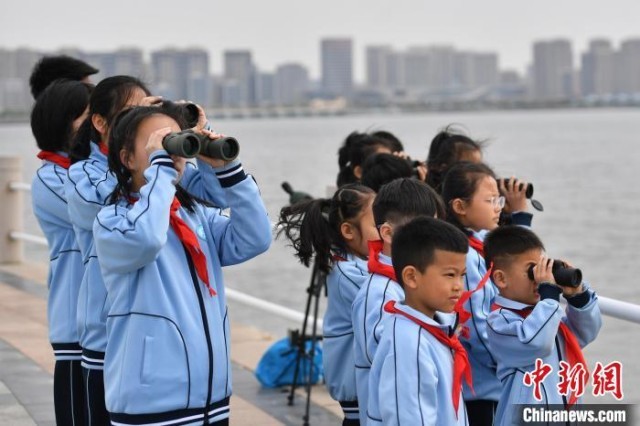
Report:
214,160,246,188
149,150,174,168
538,283,562,301
565,288,591,309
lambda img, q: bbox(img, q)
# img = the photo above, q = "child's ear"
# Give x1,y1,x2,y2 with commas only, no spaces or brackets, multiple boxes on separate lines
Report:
92,114,108,137
120,148,133,171
379,223,393,246
353,165,363,180
492,268,508,290
402,266,418,290
340,222,355,242
451,198,467,217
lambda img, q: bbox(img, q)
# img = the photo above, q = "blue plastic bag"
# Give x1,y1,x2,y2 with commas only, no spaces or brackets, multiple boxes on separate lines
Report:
255,336,323,388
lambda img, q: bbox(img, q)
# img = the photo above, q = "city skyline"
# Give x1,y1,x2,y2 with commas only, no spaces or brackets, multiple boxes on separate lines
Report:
2,0,640,81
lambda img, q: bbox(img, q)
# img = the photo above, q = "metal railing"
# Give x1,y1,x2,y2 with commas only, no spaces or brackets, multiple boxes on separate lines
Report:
2,158,639,327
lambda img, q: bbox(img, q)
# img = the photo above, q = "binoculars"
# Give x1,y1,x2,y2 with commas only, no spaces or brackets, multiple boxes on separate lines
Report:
162,130,240,161
499,178,534,199
161,101,200,128
527,260,582,288
498,178,544,212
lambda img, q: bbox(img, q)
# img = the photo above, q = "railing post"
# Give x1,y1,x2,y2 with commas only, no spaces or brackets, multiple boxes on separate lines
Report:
0,156,23,263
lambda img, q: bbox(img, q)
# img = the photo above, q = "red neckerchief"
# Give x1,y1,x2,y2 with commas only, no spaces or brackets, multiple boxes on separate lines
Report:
170,198,215,296
468,235,484,258
37,151,70,169
454,262,493,325
367,240,397,282
384,300,472,416
491,302,587,407
98,141,109,156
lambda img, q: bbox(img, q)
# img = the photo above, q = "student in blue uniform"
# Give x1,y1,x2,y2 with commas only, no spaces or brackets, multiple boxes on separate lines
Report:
278,184,377,425
442,161,533,425
66,76,228,425
351,178,444,424
31,79,93,425
442,161,503,423
484,226,601,426
368,216,471,425
93,106,271,425
66,76,155,425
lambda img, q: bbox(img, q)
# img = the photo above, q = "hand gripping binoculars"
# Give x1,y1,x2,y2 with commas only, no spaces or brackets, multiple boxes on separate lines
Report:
527,260,582,288
162,130,240,161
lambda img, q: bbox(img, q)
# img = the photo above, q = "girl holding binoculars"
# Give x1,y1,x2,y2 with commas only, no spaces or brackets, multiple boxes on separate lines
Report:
93,106,271,425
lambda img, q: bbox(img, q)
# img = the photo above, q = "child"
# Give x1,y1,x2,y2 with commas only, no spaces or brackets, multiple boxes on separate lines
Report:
351,178,444,424
484,226,602,425
368,216,471,425
29,55,99,98
278,184,377,425
30,79,93,425
442,161,504,423
66,75,226,424
93,106,271,424
336,132,399,187
426,126,484,194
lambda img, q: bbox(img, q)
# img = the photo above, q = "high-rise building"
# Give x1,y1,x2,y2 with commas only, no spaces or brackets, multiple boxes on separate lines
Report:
615,38,640,94
581,39,615,96
402,47,431,90
255,72,275,106
366,45,392,89
321,38,353,98
223,50,255,106
532,39,574,100
85,48,145,82
151,48,210,106
275,63,309,106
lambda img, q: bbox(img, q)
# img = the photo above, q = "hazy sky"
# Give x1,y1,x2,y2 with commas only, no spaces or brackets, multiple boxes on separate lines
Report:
2,0,639,81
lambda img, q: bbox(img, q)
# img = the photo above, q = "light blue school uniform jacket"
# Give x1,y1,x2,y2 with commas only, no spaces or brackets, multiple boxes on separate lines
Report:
460,229,501,402
487,285,601,426
323,252,369,417
31,152,83,361
66,142,227,369
93,152,271,424
367,302,469,425
352,252,404,425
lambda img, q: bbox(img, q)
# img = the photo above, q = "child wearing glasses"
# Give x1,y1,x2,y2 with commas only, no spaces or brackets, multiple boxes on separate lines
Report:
442,161,505,425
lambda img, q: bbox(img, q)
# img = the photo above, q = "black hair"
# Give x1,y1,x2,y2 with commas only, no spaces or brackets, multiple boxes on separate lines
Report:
442,162,497,230
29,55,99,99
361,153,413,192
70,75,151,163
484,225,545,271
30,79,93,152
373,178,445,227
107,106,193,209
370,130,405,153
426,125,485,193
277,184,375,273
336,132,398,187
392,216,469,287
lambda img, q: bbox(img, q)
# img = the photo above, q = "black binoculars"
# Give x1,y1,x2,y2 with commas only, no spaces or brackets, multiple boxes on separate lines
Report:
160,101,200,128
499,178,534,199
162,130,240,161
527,260,582,288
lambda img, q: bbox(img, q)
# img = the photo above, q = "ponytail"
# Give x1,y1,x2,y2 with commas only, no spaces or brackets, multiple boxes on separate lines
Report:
278,183,375,273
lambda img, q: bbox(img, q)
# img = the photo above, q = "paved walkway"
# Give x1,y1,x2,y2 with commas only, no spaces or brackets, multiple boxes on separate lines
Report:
0,262,341,425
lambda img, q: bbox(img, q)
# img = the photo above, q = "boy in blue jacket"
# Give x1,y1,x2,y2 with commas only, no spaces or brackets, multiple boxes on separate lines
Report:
368,216,471,425
351,178,444,424
485,226,602,425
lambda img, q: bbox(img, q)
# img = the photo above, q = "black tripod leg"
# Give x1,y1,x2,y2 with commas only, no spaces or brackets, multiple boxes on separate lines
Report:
303,271,322,426
288,264,317,406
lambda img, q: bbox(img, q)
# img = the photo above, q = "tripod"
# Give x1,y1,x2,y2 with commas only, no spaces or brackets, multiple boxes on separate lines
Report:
287,258,327,426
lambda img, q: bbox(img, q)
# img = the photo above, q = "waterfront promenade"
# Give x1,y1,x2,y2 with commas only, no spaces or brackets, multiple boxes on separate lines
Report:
0,261,341,425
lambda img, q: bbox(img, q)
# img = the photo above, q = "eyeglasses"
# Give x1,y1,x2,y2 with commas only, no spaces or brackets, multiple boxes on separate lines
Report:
486,196,506,209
